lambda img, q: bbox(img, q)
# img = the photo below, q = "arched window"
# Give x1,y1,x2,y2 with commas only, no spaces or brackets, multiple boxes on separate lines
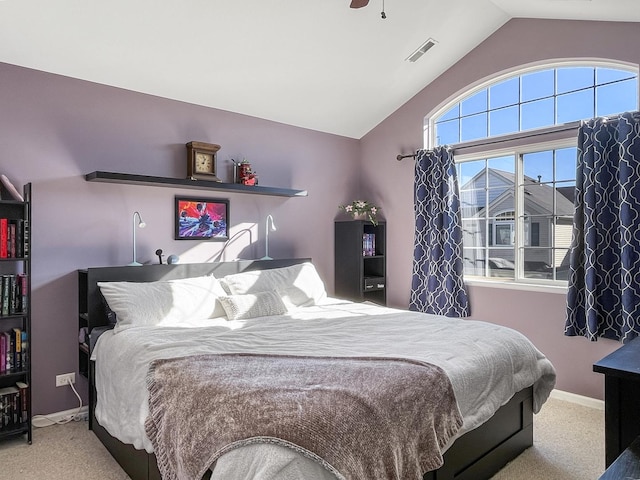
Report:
432,65,638,146
430,63,639,284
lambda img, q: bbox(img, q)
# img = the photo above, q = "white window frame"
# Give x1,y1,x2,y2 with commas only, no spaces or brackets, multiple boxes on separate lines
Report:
424,60,639,290
457,137,576,286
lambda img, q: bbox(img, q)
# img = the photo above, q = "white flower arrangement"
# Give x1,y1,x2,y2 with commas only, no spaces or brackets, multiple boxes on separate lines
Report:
339,200,379,225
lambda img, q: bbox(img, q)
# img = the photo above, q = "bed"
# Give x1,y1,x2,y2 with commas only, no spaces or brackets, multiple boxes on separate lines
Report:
83,258,556,480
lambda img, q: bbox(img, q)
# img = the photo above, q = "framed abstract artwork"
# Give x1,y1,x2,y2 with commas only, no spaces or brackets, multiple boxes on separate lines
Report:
174,196,229,241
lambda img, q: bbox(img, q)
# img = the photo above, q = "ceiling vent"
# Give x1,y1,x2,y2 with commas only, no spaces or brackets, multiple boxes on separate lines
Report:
406,38,437,63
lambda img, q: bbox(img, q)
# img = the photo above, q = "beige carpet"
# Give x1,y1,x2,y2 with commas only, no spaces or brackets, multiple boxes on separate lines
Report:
0,396,605,480
491,396,605,480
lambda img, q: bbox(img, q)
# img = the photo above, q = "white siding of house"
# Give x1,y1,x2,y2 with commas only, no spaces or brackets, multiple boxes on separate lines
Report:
554,220,573,267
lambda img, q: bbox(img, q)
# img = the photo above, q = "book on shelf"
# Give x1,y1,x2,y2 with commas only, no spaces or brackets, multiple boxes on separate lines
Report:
22,219,29,258
14,219,23,258
0,333,5,372
1,276,9,316
0,274,28,316
0,218,6,258
1,331,9,372
8,332,14,372
20,330,27,371
0,218,26,259
362,233,376,257
15,381,27,424
7,222,15,258
0,328,27,374
8,276,16,314
11,328,21,371
18,274,27,314
10,386,19,425
0,386,18,429
0,383,28,429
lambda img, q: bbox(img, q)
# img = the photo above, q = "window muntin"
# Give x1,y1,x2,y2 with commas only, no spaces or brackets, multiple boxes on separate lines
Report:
433,64,638,285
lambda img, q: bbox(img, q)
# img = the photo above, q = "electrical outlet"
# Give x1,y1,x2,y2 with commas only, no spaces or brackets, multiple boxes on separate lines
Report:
55,372,76,387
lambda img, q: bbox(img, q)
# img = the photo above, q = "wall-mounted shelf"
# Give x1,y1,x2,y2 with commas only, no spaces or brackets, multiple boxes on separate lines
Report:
85,171,308,198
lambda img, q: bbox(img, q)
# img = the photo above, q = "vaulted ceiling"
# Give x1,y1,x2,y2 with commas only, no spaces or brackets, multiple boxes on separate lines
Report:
1,0,638,139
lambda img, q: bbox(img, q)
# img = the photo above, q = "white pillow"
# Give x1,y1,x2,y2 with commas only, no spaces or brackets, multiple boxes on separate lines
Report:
220,262,327,307
218,291,288,320
98,276,228,332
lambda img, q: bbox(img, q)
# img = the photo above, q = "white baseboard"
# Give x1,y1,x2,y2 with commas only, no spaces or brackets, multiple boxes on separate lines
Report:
31,405,88,428
550,389,604,410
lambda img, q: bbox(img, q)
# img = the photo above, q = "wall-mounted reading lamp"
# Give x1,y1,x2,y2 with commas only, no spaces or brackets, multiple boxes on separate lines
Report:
261,215,277,260
128,211,146,266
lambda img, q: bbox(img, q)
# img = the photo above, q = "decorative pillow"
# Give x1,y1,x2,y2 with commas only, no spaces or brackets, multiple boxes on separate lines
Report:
218,291,288,321
219,262,327,307
278,286,306,311
98,275,228,332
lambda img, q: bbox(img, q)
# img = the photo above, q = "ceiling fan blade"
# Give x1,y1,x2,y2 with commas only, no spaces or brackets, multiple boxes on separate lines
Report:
350,0,369,8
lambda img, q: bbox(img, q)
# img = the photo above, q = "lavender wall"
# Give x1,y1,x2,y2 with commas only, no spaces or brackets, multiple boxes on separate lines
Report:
0,63,360,414
361,19,640,400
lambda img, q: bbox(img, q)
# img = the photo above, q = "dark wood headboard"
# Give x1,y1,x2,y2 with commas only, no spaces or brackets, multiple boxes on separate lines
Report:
81,258,310,336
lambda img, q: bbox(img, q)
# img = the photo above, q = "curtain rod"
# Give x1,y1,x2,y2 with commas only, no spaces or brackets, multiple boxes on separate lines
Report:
396,153,417,161
396,120,585,162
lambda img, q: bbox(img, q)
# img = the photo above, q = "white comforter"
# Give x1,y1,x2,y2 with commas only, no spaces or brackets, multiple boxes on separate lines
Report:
93,299,556,479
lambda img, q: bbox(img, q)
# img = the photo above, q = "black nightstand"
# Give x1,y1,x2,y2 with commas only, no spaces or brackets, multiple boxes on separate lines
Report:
598,435,640,479
593,336,640,467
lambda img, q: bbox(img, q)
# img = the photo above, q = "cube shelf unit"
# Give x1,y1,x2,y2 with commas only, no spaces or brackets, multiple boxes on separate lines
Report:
334,220,386,305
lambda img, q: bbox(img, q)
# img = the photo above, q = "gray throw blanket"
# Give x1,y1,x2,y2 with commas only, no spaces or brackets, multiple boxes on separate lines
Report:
144,353,463,480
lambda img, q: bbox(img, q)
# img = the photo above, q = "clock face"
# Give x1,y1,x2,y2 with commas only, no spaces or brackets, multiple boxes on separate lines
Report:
194,152,214,174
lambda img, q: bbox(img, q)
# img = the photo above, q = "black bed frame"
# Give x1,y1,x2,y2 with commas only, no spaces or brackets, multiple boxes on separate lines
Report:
83,259,534,480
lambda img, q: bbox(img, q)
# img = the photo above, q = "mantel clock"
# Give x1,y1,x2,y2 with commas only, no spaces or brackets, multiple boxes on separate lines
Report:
186,141,221,181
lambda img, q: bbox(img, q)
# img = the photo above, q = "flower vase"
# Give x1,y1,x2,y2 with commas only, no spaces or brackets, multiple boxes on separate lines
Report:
353,213,376,225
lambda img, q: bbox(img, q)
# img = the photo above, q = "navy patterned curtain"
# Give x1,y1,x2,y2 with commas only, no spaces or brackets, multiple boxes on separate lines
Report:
410,146,470,317
565,111,640,343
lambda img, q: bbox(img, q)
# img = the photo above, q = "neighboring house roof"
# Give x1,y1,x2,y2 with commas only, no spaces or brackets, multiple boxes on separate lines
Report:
460,168,575,217
556,186,576,205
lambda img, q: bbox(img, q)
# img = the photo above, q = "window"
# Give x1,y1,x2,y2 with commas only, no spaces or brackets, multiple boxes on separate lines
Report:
459,147,576,281
430,64,639,284
434,66,638,145
493,211,516,246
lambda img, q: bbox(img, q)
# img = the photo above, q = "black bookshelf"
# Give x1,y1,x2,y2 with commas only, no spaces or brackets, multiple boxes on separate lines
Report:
334,220,386,305
77,270,89,380
0,183,32,444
